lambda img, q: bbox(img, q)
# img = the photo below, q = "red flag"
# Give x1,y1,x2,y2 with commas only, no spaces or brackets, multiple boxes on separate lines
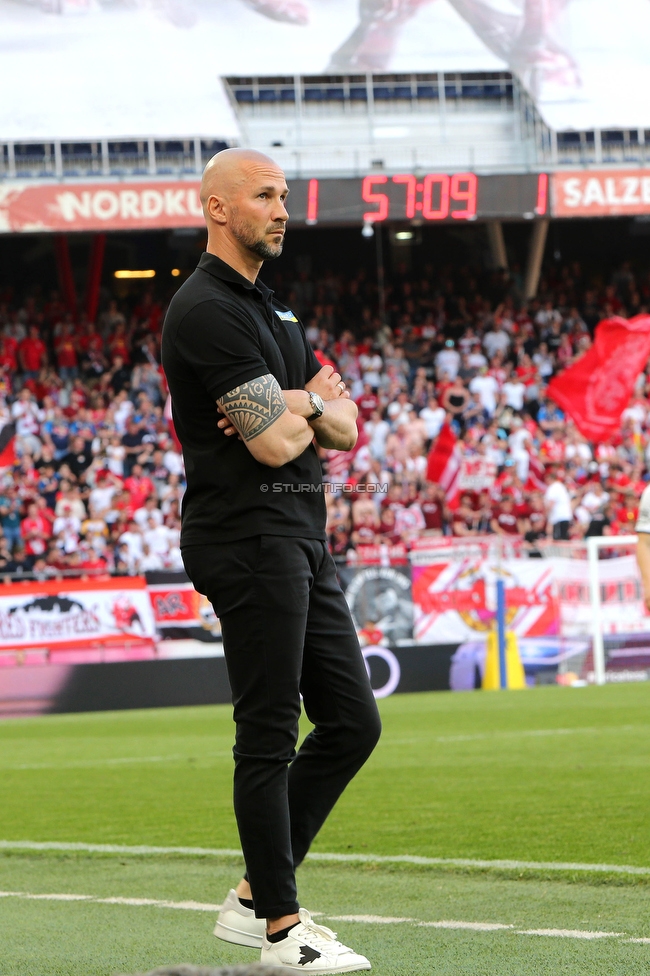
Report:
426,421,462,501
0,423,16,469
525,449,547,492
325,419,369,480
547,315,650,442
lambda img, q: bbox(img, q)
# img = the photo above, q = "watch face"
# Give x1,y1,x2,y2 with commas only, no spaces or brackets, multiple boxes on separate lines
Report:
310,393,324,416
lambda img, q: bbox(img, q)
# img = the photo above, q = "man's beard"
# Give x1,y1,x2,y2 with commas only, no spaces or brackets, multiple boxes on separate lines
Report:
231,213,284,260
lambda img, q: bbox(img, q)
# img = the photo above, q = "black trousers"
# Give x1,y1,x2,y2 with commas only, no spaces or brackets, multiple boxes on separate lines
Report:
182,536,381,919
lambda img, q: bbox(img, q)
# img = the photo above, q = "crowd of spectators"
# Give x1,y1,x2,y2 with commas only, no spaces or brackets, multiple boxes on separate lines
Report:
0,255,648,577
0,288,183,578
282,257,650,554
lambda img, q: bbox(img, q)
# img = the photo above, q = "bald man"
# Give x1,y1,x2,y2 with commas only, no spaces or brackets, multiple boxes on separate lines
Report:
161,150,380,973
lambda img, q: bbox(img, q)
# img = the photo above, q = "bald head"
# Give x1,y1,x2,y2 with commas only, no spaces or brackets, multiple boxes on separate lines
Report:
200,148,283,212
199,149,289,280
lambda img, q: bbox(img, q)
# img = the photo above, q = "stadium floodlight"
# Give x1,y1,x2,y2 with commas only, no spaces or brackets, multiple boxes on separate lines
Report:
114,270,156,279
587,534,638,686
171,269,181,277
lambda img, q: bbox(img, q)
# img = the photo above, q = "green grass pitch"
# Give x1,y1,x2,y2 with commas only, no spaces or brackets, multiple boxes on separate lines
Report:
0,683,649,975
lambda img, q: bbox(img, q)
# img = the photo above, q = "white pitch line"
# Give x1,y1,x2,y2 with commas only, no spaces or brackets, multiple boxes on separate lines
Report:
0,891,220,912
419,920,513,932
329,915,416,924
0,891,92,902
2,840,650,877
0,892,645,944
391,724,650,747
517,928,623,940
307,852,650,877
0,841,243,858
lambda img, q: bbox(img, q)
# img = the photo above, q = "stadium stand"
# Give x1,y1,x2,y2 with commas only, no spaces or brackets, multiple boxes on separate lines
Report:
0,249,648,580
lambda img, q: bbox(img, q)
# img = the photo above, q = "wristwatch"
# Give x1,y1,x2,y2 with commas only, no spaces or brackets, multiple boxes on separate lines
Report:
307,391,325,421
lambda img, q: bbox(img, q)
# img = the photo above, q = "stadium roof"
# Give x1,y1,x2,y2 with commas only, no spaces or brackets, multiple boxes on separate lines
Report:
1,0,649,142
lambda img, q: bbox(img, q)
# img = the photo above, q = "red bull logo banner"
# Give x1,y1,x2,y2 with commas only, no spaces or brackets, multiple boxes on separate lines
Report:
412,556,558,644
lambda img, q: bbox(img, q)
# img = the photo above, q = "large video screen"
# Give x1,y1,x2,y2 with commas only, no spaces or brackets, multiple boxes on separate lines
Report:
1,0,648,142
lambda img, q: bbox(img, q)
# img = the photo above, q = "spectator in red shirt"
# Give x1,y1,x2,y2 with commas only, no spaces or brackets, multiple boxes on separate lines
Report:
123,464,155,511
0,335,17,372
521,493,548,544
19,325,47,379
358,622,384,647
420,482,445,535
355,383,379,422
377,506,401,545
540,428,567,464
452,494,479,537
20,501,52,557
78,321,104,360
108,322,131,364
615,494,639,531
54,322,79,383
67,377,89,417
350,496,380,546
491,497,523,536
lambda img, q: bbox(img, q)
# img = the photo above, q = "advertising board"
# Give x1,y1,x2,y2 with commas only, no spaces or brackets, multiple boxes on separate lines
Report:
553,171,650,219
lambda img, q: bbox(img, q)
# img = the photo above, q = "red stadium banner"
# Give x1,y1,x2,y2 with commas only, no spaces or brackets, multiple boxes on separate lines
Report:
411,558,558,644
552,170,650,218
426,422,461,500
0,577,156,651
547,315,650,442
0,181,204,233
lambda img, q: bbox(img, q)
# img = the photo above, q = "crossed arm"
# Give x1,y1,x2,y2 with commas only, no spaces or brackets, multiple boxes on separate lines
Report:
216,365,358,468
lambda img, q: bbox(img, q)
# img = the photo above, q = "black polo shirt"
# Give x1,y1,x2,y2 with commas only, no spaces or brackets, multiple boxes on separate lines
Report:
161,252,326,546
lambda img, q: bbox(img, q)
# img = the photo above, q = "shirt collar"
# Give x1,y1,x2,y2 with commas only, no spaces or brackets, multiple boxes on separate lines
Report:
197,251,272,299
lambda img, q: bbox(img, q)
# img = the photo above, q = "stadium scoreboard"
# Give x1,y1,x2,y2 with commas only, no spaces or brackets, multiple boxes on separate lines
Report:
0,172,549,234
288,173,548,225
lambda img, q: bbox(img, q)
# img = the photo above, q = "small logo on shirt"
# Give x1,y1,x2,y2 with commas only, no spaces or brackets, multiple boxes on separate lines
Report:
275,309,299,323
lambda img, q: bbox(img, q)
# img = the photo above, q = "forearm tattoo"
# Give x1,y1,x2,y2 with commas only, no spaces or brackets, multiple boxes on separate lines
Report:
217,373,287,441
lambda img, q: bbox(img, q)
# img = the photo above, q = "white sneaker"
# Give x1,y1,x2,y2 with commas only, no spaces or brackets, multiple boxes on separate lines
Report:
260,908,371,973
213,888,266,948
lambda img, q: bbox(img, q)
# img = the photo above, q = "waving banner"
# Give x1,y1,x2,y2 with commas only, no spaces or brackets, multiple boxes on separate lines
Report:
547,315,650,443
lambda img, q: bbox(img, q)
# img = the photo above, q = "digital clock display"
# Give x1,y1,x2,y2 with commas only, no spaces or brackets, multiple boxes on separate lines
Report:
287,173,548,225
362,173,479,221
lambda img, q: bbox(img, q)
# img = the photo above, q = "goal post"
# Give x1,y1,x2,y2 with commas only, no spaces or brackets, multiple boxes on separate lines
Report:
587,535,639,686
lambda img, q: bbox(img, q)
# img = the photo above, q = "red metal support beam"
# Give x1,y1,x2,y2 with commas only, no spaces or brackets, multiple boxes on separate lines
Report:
54,233,77,315
85,233,106,323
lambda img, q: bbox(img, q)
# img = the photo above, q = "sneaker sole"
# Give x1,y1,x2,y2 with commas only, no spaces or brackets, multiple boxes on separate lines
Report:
263,963,371,974
213,920,263,949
